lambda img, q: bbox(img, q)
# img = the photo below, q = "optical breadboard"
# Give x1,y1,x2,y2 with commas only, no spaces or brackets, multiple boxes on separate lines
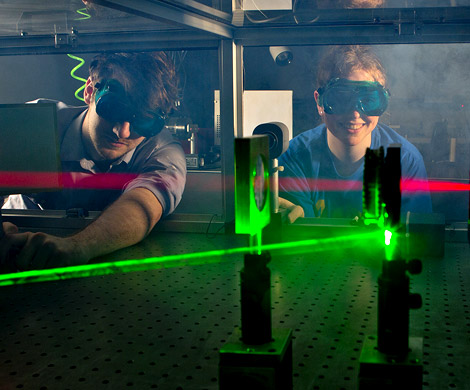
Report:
0,232,468,389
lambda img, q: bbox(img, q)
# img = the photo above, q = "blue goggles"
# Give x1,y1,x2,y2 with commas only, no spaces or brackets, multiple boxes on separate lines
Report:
94,79,166,138
317,78,390,116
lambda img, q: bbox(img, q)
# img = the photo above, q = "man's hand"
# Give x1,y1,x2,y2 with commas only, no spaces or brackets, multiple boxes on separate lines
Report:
0,188,163,271
2,221,18,235
278,197,305,224
0,224,88,270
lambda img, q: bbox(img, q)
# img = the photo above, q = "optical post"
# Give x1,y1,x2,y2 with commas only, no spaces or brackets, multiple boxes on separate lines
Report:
219,135,293,390
359,146,423,389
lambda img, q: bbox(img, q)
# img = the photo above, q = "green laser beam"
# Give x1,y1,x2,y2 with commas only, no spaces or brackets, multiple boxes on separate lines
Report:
384,228,400,261
0,231,381,287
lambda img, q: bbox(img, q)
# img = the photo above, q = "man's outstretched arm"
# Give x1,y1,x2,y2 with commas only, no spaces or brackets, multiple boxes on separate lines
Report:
0,187,162,270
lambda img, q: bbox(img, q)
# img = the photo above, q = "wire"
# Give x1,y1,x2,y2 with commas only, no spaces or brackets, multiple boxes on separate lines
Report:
170,50,187,103
293,0,320,25
205,214,218,237
205,215,230,239
242,0,319,25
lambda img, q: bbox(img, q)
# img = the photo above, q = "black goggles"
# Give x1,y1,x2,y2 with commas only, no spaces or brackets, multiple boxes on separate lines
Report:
94,79,166,138
317,78,390,116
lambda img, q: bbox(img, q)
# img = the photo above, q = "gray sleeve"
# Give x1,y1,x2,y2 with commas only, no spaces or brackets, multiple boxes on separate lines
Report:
123,133,187,217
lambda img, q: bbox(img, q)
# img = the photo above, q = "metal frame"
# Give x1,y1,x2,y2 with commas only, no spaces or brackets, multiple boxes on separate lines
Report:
92,0,234,38
219,39,236,225
4,5,470,52
0,30,221,56
234,7,470,46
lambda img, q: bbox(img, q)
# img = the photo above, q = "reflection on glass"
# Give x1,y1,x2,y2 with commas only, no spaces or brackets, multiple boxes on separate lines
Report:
244,43,470,224
315,0,385,8
278,45,432,220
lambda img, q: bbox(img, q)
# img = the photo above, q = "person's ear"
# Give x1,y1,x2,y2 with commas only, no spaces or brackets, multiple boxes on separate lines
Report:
83,77,94,105
314,90,324,116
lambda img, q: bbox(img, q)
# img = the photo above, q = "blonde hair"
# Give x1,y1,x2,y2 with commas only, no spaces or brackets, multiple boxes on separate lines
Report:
316,45,387,90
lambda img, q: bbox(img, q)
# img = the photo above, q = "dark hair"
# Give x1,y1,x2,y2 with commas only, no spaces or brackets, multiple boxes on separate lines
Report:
316,45,387,90
89,51,178,115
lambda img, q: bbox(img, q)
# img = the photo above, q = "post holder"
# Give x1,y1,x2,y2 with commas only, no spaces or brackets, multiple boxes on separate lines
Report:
219,252,293,389
359,258,423,390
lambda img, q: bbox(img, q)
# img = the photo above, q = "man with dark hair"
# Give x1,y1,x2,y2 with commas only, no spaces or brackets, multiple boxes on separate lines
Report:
1,51,186,270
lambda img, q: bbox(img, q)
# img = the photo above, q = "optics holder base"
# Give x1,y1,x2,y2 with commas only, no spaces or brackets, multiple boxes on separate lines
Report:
359,335,423,390
219,327,293,390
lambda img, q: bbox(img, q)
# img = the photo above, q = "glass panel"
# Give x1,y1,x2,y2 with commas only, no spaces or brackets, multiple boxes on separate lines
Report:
0,49,220,214
301,0,470,8
0,0,221,36
244,43,470,224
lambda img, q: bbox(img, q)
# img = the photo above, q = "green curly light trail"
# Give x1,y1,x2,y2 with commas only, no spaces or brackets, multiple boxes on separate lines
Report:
0,231,382,287
66,8,91,102
67,54,87,102
75,7,91,20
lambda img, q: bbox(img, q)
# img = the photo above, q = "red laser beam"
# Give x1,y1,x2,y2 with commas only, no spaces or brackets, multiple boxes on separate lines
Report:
403,179,470,193
0,171,468,193
0,171,138,191
279,177,470,193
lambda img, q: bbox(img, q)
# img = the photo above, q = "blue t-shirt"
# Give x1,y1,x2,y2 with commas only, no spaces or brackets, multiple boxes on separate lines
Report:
278,123,432,218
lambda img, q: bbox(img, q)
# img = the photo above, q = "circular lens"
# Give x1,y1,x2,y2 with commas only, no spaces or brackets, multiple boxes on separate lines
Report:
253,155,267,211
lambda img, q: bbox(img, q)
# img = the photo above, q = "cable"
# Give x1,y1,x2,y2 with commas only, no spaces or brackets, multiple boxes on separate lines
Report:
206,215,231,239
205,214,219,238
243,0,320,25
293,0,320,25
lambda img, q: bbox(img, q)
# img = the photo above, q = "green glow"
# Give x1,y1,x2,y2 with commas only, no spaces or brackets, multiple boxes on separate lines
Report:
234,137,270,237
0,231,381,287
384,229,400,261
67,54,87,102
75,7,91,20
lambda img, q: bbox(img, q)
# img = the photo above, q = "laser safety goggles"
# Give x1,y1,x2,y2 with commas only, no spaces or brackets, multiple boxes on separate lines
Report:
317,78,390,117
94,79,166,138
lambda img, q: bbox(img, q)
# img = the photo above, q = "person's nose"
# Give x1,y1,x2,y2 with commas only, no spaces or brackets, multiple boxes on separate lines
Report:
348,109,362,119
113,122,131,139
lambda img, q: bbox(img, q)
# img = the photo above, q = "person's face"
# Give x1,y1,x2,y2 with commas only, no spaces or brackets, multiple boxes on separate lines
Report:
315,69,381,148
83,78,145,162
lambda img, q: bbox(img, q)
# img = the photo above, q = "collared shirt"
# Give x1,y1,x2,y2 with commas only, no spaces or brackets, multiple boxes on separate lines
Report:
23,99,187,216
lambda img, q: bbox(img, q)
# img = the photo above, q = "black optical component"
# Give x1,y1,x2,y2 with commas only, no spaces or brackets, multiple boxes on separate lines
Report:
94,79,166,137
317,78,390,117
